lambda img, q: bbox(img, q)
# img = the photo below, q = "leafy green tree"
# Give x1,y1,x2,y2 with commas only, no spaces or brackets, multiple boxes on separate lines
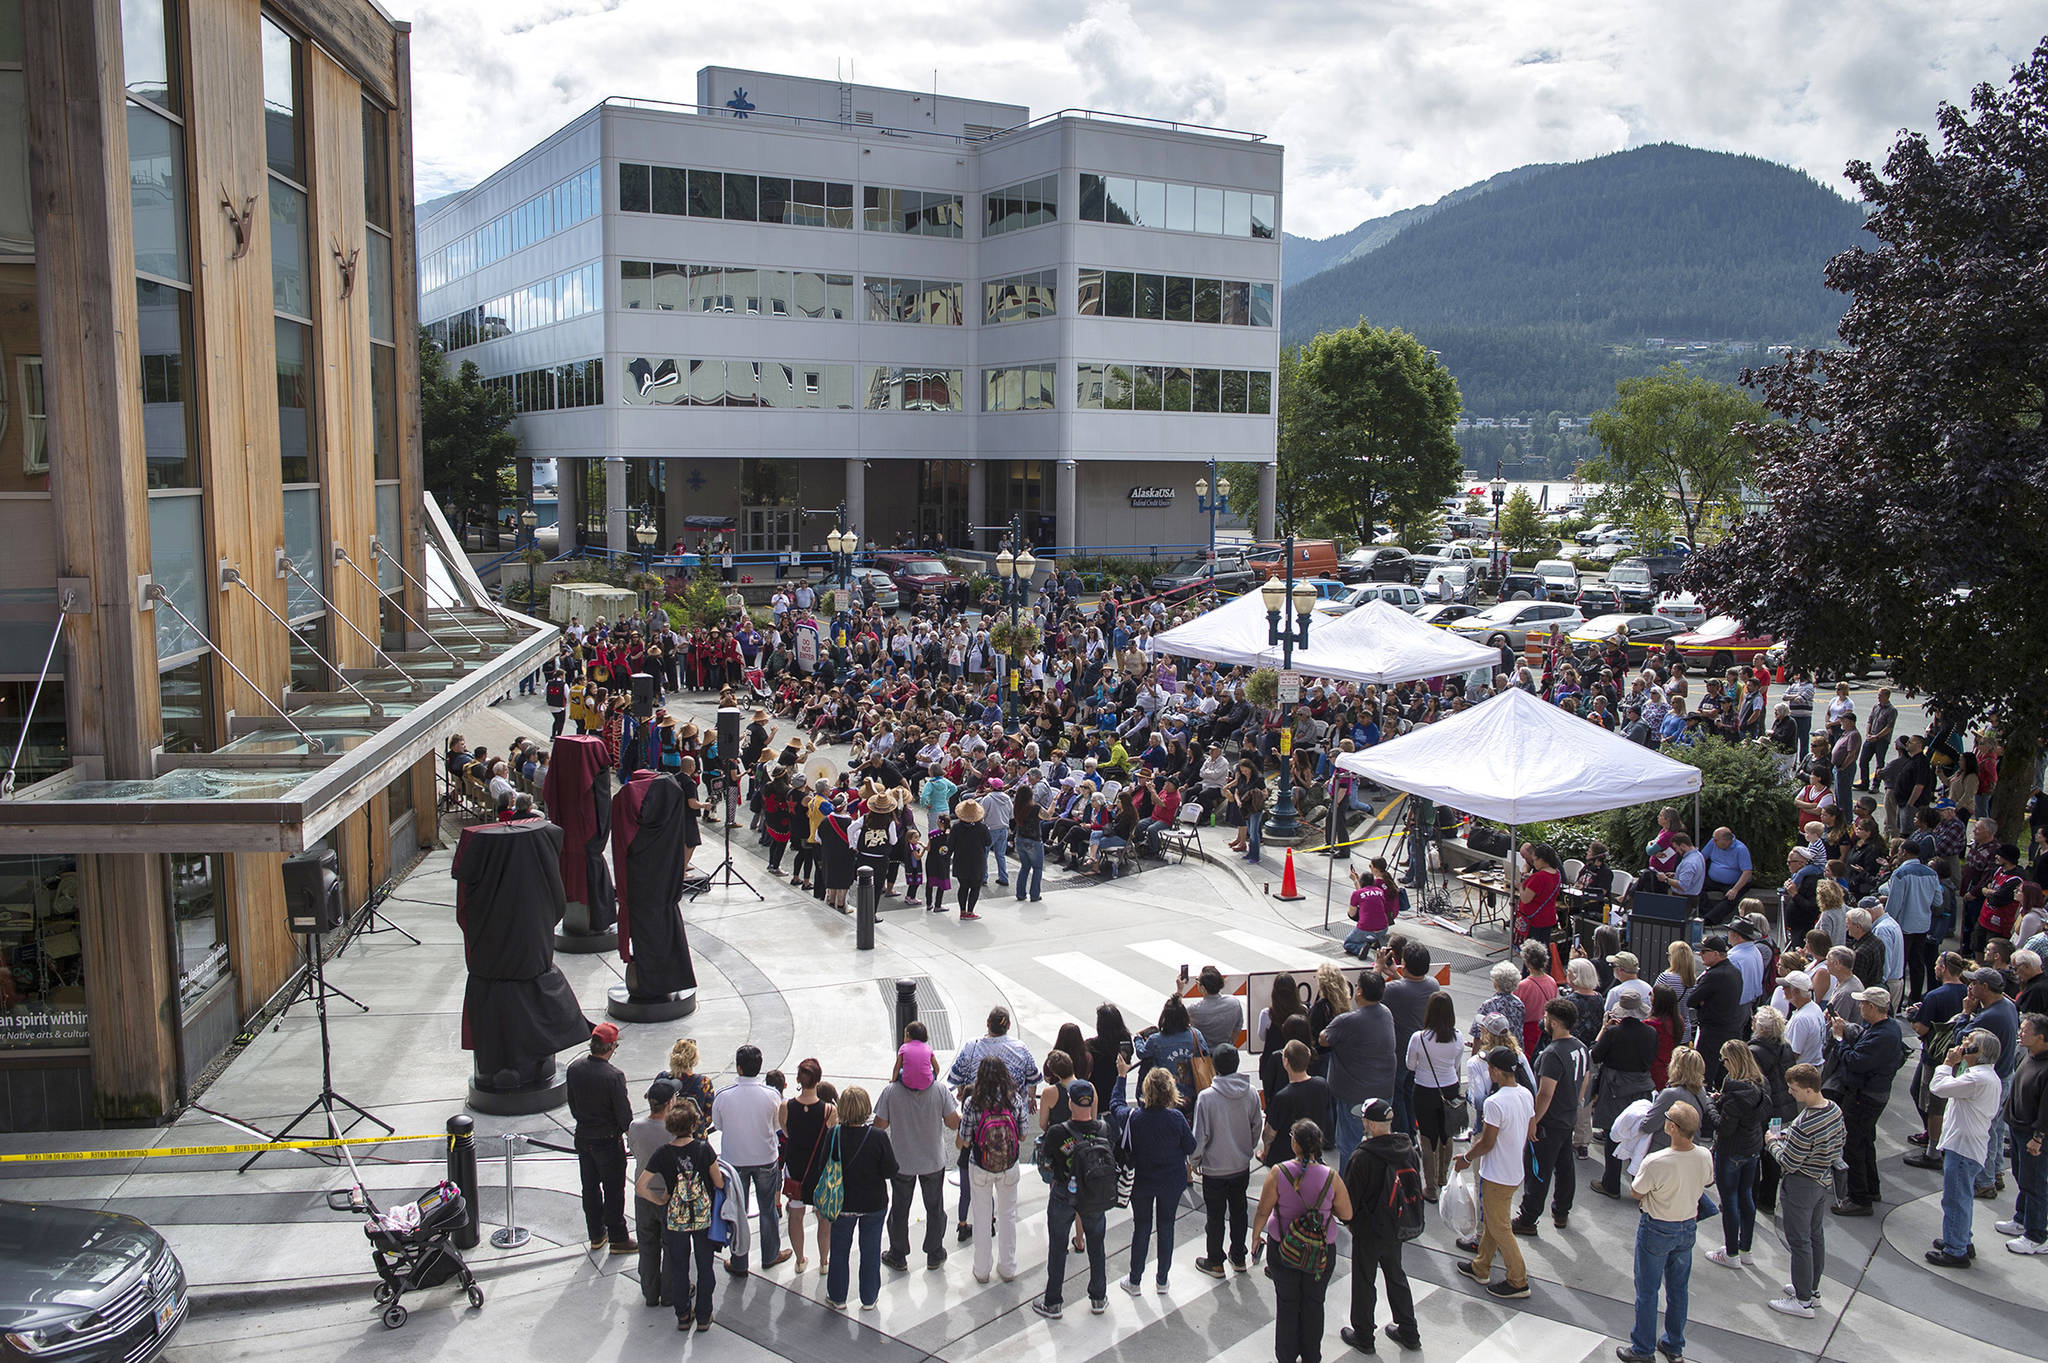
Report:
1496,489,1546,550
1588,363,1768,546
1683,43,2048,837
1595,478,1679,550
419,329,518,544
1275,322,1463,543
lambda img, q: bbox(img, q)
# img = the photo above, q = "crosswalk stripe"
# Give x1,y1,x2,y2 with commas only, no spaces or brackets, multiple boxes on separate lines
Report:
1445,1311,1606,1363
978,964,1082,1052
1035,951,1168,1025
1217,927,1332,968
1201,1281,1444,1363
1125,938,1247,977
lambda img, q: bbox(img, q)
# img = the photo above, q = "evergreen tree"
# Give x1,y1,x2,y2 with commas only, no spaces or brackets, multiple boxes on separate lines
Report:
419,330,518,545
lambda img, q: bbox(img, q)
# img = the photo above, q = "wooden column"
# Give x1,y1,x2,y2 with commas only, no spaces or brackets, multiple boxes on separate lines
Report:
389,25,426,624
24,0,178,1120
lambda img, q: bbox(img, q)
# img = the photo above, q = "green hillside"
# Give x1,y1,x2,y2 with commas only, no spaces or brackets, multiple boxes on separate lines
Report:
1280,144,1868,414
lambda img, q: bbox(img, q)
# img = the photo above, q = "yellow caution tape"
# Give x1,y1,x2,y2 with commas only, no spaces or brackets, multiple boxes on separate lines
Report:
0,1132,443,1163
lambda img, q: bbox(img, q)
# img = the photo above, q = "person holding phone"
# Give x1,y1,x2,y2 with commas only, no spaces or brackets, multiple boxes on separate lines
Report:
1925,1032,2004,1266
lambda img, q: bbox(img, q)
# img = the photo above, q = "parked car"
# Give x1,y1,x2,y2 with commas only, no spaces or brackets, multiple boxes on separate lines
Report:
1497,571,1548,600
1532,559,1580,595
1575,522,1617,545
0,1200,188,1363
1320,580,1426,616
1574,585,1629,618
1420,563,1478,605
1338,545,1414,583
1634,552,1690,587
1604,560,1658,611
871,553,965,607
1760,640,1883,682
1449,600,1585,651
1247,539,1342,581
1147,551,1257,598
1570,612,1690,663
1413,602,1482,629
1669,615,1776,672
1406,542,1478,583
1654,590,1706,627
849,567,900,610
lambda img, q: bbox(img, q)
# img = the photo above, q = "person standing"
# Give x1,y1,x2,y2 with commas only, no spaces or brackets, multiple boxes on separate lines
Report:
1766,1064,1846,1318
981,778,1014,887
1925,1032,2005,1267
628,1078,681,1306
958,1056,1027,1285
1827,989,1904,1216
824,1087,899,1312
1516,998,1588,1234
1033,1079,1119,1319
1341,1097,1423,1353
946,1007,1041,1245
1321,972,1398,1170
1452,1046,1535,1299
1383,945,1438,1139
2002,1013,2048,1254
1704,1040,1770,1267
1255,1119,1354,1363
637,1098,725,1333
709,1044,790,1275
1617,1102,1715,1363
950,799,990,920
874,1039,961,1272
567,1023,637,1256
1690,935,1746,1087
1012,791,1046,902
1191,1043,1263,1277
1113,1061,1197,1295
1264,1038,1338,1167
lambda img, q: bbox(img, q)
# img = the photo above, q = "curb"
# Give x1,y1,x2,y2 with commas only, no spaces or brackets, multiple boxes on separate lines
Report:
188,1240,589,1314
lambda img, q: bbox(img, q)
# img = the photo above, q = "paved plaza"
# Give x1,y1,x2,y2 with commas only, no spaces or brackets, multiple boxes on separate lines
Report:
1,687,2038,1363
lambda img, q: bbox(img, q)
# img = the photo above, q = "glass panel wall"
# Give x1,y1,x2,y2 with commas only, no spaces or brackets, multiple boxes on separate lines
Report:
1073,363,1273,415
0,852,87,1049
1079,172,1276,239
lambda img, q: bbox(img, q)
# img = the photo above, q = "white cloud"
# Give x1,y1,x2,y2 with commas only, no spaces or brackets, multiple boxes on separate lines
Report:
382,0,2046,237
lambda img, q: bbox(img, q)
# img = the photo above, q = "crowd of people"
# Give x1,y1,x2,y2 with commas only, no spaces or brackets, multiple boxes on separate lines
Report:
482,560,2048,1356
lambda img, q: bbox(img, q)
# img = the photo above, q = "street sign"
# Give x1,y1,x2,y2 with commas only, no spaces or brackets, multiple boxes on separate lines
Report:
1278,669,1302,705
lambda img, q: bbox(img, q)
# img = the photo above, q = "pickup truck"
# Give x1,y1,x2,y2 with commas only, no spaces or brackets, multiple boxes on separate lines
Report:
1406,542,1478,584
1604,560,1658,610
1147,552,1258,598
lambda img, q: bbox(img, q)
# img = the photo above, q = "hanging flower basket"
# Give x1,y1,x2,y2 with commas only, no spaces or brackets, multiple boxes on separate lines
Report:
987,620,1043,657
1245,667,1279,708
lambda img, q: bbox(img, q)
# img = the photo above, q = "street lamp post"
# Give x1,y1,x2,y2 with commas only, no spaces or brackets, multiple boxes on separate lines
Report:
991,512,1035,729
1260,541,1316,841
633,503,658,576
1490,463,1509,588
1195,462,1232,562
519,500,539,610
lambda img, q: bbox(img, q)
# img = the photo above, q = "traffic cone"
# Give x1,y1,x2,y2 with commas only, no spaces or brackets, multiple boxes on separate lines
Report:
1276,849,1305,901
1550,942,1568,984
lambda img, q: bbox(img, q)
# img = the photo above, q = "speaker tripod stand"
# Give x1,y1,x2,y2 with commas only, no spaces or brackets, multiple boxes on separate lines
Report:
271,929,369,1027
242,927,390,1173
698,778,762,901
339,879,420,951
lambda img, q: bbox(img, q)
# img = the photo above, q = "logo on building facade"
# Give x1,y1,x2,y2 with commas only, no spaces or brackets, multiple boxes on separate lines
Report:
727,88,755,118
1128,486,1176,507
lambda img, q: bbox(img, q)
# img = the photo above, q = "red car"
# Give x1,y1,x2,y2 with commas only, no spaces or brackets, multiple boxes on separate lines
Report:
1669,615,1776,672
872,553,965,607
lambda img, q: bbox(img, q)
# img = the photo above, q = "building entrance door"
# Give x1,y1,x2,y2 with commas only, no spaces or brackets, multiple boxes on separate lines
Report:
916,460,970,550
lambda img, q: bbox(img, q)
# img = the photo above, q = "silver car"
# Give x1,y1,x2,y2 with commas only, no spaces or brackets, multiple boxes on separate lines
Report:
0,1200,188,1362
1450,599,1584,650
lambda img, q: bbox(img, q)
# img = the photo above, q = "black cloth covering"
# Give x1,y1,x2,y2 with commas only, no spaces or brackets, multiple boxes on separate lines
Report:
454,821,592,1077
541,734,616,929
611,771,699,1000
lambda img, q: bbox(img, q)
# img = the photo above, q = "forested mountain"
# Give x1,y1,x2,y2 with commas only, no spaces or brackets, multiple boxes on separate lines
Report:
1282,163,1554,288
1280,144,1868,415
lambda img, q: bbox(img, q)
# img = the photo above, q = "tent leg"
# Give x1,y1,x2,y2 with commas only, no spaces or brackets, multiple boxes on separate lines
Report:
1693,792,1700,846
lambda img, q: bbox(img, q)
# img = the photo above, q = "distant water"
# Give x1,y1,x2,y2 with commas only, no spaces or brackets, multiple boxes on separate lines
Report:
1453,479,1606,509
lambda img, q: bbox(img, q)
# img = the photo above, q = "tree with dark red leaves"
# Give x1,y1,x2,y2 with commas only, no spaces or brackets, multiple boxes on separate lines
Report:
1681,40,2048,839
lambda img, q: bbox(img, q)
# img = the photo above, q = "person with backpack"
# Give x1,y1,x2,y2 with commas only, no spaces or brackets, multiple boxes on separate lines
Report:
1254,1118,1354,1363
1340,1097,1423,1353
1191,1043,1264,1277
545,668,568,738
1111,1059,1196,1295
636,1098,726,1333
1032,1079,1120,1319
957,1055,1026,1285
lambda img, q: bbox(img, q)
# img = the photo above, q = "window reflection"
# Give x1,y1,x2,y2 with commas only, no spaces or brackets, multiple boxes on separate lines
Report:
123,0,179,112
274,319,314,484
127,103,188,283
1075,172,1277,239
982,365,1057,412
137,279,197,488
1073,363,1273,417
260,17,303,183
984,174,1057,237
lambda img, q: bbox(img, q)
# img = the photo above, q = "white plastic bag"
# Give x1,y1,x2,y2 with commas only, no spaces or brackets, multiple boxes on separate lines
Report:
1438,1165,1480,1242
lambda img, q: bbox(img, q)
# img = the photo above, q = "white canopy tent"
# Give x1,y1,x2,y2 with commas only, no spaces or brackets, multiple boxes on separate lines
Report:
1334,686,1703,934
1146,592,1500,684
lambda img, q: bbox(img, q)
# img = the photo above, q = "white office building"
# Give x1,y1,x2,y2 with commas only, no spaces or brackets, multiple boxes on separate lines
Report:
418,68,1283,555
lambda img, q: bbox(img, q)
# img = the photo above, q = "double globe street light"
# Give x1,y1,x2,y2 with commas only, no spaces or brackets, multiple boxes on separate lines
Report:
1259,562,1317,841
993,529,1037,727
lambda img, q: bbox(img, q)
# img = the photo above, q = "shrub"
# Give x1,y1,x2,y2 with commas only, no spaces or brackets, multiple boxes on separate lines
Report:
1518,816,1608,862
1245,667,1278,708
1596,736,1798,882
665,573,738,631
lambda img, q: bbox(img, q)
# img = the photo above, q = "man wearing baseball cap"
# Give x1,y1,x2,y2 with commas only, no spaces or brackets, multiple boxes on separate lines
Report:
1826,989,1904,1216
568,1023,638,1254
1341,1097,1422,1351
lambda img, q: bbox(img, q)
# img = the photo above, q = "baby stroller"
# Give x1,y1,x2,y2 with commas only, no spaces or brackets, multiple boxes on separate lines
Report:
330,1179,484,1328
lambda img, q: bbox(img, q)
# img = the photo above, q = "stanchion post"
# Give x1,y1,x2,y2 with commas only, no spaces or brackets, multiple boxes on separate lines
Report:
490,1132,531,1249
447,1114,480,1249
856,868,878,951
894,978,919,1040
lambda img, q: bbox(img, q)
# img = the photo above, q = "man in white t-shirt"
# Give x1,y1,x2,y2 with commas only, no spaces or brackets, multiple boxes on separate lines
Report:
1452,1046,1534,1299
1780,971,1828,1066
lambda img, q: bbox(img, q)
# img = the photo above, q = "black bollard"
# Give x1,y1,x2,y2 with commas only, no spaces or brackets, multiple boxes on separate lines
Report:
446,1114,480,1249
894,978,919,1040
856,868,878,951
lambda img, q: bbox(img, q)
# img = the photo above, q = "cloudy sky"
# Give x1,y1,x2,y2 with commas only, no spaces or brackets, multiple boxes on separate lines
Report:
385,0,2044,239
